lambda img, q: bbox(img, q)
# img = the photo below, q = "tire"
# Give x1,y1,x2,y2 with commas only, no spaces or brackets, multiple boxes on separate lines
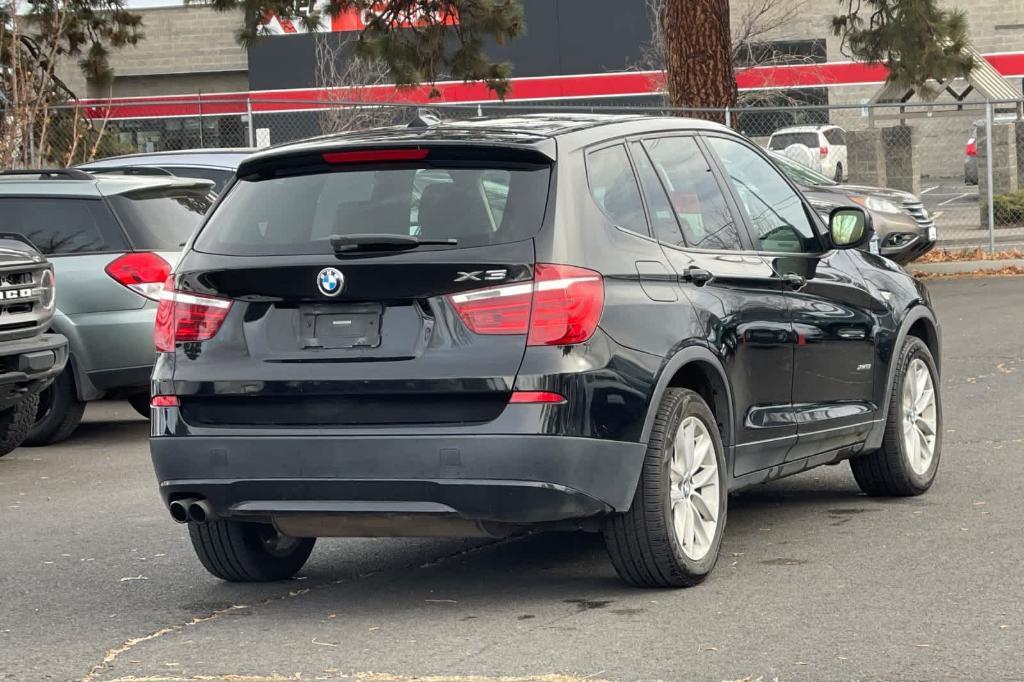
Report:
834,162,844,182
850,336,942,496
189,519,316,582
0,394,41,457
24,369,86,446
127,394,151,419
603,388,727,588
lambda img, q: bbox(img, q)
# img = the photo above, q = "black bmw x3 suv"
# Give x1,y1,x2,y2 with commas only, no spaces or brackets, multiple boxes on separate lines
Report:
150,114,942,587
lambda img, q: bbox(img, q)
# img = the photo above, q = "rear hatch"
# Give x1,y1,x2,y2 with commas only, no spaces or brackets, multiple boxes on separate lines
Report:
166,144,554,428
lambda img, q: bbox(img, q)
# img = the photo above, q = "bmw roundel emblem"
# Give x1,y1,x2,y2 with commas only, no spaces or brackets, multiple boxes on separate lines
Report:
317,267,344,297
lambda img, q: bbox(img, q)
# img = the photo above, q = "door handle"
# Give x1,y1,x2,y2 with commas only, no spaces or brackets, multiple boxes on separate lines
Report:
782,273,806,290
681,266,714,287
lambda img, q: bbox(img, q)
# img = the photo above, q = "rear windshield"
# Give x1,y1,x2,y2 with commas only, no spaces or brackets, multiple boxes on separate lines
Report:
193,164,552,256
768,132,820,150
0,197,127,255
107,191,213,250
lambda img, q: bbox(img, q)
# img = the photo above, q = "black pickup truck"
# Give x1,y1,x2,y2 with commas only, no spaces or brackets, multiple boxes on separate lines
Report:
0,236,67,457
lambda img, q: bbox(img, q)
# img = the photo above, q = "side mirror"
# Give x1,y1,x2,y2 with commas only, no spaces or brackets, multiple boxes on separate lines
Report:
829,207,873,249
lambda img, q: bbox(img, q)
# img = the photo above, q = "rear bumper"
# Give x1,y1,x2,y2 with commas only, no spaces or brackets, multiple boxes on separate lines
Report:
150,433,645,527
0,334,68,409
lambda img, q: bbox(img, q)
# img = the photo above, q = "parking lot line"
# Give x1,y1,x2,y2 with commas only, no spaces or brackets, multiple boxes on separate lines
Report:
921,186,939,194
938,192,973,206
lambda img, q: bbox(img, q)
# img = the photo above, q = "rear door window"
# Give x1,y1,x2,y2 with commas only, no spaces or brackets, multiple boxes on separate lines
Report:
643,136,746,251
107,190,213,250
0,197,127,255
586,144,648,234
629,142,684,246
194,161,551,256
768,132,820,150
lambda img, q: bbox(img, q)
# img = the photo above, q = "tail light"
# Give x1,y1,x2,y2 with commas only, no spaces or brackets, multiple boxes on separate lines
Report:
819,145,829,157
966,138,977,157
154,277,233,352
448,264,605,346
105,252,171,301
150,395,179,407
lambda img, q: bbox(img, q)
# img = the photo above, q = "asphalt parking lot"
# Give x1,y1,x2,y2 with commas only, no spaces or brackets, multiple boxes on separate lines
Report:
1,276,1022,682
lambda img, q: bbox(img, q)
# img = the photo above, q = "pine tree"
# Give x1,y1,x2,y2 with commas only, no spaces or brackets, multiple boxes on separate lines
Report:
201,0,525,98
833,0,973,88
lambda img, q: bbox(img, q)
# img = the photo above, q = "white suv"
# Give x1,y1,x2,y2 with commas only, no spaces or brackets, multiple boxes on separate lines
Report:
767,125,848,182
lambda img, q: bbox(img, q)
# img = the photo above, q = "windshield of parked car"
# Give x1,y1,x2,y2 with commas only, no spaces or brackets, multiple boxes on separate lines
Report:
193,163,551,256
770,152,839,187
107,190,213,250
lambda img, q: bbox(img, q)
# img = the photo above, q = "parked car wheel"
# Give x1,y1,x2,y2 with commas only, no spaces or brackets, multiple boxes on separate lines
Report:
189,519,315,582
603,388,727,587
24,369,86,446
0,394,41,457
127,394,151,419
850,337,941,496
834,162,843,183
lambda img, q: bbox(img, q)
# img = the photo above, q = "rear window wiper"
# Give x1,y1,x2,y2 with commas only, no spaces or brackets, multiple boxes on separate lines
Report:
329,233,458,256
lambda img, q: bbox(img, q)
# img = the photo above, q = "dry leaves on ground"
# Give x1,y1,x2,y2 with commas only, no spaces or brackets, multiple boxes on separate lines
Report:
915,247,1024,263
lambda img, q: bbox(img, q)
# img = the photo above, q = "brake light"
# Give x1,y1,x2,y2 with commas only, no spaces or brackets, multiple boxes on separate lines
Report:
966,138,977,157
150,395,179,407
322,148,429,164
448,264,604,346
509,391,566,404
819,145,829,157
105,252,171,301
154,278,233,352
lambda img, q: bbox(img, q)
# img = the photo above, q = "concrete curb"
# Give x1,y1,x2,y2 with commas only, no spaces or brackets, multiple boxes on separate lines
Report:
909,258,1024,274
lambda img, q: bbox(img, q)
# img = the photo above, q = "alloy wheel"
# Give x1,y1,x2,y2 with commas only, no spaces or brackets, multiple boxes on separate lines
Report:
669,416,720,561
902,357,938,475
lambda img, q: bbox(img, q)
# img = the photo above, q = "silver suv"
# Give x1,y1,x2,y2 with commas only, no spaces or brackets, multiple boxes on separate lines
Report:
0,169,213,444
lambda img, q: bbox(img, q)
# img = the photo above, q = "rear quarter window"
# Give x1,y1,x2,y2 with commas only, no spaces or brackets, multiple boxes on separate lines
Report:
0,197,127,255
193,161,551,256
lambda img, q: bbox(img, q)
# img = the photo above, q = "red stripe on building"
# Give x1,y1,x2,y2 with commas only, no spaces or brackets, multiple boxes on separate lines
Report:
80,53,1024,120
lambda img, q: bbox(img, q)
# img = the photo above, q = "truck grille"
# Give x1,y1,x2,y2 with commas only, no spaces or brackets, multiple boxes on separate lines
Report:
0,265,52,341
902,200,935,229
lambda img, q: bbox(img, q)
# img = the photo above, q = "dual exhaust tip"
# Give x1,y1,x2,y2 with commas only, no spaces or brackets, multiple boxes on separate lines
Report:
169,498,214,524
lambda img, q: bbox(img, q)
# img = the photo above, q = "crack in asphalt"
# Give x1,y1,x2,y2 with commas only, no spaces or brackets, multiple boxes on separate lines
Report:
79,537,525,682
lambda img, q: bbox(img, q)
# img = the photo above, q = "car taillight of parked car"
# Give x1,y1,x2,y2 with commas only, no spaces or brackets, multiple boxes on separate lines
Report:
448,263,605,347
819,145,829,157
966,138,977,157
105,252,172,301
154,277,233,352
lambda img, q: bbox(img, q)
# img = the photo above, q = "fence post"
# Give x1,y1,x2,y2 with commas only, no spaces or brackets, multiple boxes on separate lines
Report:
197,93,205,148
246,97,256,148
724,106,731,129
985,100,995,254
28,126,36,168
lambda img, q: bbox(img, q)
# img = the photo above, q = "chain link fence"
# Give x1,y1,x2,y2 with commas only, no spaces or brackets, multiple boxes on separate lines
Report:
8,95,1024,253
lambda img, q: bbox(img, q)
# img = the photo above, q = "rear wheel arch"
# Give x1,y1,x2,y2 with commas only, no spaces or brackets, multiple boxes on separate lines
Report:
642,346,733,449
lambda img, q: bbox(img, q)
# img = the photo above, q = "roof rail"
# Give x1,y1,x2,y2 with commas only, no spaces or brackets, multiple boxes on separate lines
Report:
85,166,175,177
0,168,94,180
